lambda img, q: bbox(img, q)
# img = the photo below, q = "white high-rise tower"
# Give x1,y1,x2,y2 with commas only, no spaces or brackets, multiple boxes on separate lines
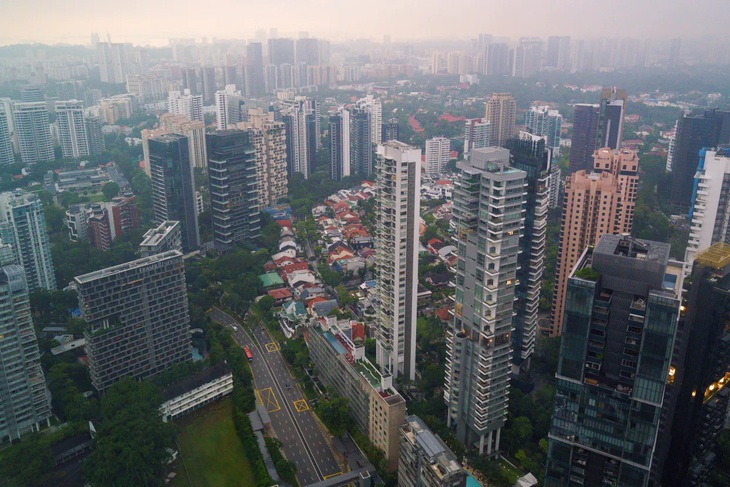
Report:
56,100,90,159
374,141,421,381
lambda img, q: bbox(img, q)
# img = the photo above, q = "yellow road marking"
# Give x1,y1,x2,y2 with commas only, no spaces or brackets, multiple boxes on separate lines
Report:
265,342,280,352
256,387,281,412
293,399,310,412
323,472,342,480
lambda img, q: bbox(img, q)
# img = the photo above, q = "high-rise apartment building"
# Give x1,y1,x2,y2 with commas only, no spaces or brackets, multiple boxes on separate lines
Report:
685,147,730,265
56,100,90,159
76,251,191,393
425,137,450,177
484,43,511,76
374,141,422,381
662,243,730,486
464,118,491,160
382,118,399,143
206,130,260,250
159,113,208,169
125,75,165,102
167,90,203,122
548,149,639,337
597,87,627,151
13,102,54,163
139,220,182,257
669,109,730,213
215,85,243,131
148,134,199,252
295,38,320,65
200,66,217,105
85,115,105,156
0,106,15,165
0,243,51,442
525,105,562,153
546,36,571,70
245,42,266,97
512,38,544,78
98,42,129,84
545,235,682,487
356,95,382,146
399,415,467,487
484,93,516,147
506,136,550,373
182,68,198,95
0,190,56,291
444,147,526,454
238,108,288,208
329,109,351,181
569,104,600,173
282,104,314,179
350,108,372,178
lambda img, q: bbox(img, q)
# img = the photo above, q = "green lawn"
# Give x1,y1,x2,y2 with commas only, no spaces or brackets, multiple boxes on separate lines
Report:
172,399,256,487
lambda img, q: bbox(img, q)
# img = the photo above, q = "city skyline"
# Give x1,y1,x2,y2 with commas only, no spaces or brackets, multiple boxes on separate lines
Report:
1,0,729,46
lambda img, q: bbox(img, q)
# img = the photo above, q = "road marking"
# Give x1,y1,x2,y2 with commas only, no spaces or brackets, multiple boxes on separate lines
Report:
323,472,342,480
293,399,310,412
265,341,280,352
256,387,281,412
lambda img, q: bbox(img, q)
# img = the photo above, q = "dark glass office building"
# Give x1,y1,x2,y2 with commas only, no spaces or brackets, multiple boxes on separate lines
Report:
568,104,600,173
207,130,260,251
351,108,372,177
546,236,681,487
148,134,199,252
669,109,730,213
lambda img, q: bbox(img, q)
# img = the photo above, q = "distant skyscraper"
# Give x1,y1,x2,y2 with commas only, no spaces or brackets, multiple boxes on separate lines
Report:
525,105,562,153
485,43,511,76
549,149,639,337
463,118,491,159
167,90,203,122
350,108,372,177
56,100,90,159
282,101,315,179
329,108,351,181
268,38,295,66
546,36,571,70
97,42,129,84
374,141,421,381
662,243,730,486
506,135,550,373
201,66,217,105
206,130,260,250
215,85,243,130
13,102,54,163
669,38,681,67
597,87,627,150
0,191,56,291
512,38,544,78
425,136,450,177
76,250,191,393
568,103,600,173
382,118,399,143
148,134,199,252
0,106,14,165
545,236,681,487
684,147,730,265
85,115,105,156
356,95,382,146
0,243,51,441
182,68,198,95
669,109,730,213
20,86,44,103
245,42,266,97
485,93,516,147
295,38,319,65
444,147,526,454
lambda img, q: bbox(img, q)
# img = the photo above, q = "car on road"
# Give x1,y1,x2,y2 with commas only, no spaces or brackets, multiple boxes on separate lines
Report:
233,326,238,331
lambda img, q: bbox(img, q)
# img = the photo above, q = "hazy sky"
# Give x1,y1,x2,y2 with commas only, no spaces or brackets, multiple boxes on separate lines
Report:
2,0,728,46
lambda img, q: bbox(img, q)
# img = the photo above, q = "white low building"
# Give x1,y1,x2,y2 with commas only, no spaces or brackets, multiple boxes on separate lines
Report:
160,364,233,422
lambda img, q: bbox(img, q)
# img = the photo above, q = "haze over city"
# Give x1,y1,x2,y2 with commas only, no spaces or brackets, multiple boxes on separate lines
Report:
2,0,730,45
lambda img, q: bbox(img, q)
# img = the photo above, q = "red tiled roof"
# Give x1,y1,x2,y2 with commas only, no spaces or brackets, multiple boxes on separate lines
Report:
268,288,293,300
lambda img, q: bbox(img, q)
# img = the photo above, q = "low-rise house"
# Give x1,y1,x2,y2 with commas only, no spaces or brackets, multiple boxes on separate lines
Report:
310,299,338,317
160,364,234,422
267,288,293,306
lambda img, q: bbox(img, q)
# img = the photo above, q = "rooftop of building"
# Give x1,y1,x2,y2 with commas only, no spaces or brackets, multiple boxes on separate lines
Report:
74,250,182,284
139,221,180,247
594,235,670,265
696,242,730,271
402,415,463,479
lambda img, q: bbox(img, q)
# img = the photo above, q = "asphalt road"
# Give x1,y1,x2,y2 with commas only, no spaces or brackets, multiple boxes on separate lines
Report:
209,307,341,486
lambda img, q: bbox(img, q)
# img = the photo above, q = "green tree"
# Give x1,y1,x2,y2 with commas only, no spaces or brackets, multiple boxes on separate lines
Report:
85,378,175,487
0,434,53,486
102,181,120,201
315,396,350,436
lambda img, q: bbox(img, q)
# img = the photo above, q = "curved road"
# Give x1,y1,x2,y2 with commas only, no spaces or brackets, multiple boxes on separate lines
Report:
209,307,341,486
